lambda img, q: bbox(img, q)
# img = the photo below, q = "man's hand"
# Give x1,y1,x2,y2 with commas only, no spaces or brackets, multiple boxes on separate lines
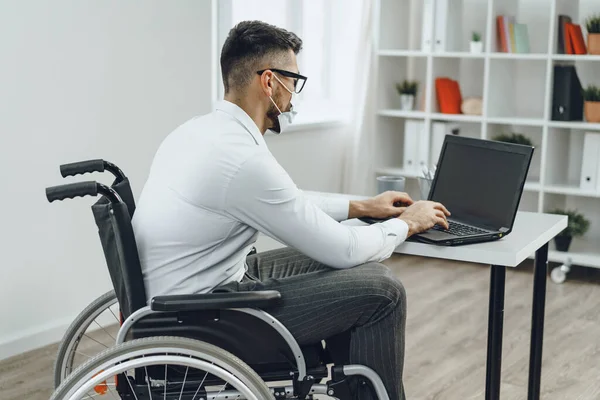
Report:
398,200,451,237
349,191,414,219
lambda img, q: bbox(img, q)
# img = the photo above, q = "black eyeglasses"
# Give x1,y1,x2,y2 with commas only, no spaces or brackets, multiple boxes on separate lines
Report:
256,68,307,94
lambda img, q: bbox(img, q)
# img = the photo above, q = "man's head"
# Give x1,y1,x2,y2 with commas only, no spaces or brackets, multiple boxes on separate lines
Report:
220,20,304,133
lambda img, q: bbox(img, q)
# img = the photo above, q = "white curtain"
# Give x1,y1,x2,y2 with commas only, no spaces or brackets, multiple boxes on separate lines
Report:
340,0,377,196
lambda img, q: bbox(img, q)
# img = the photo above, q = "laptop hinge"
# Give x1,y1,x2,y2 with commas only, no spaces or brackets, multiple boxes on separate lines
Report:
499,227,510,233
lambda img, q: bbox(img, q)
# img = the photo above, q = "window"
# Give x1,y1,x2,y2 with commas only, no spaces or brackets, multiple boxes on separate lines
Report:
216,0,363,128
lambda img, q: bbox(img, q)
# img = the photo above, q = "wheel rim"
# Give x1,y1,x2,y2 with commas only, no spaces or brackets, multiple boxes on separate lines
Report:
60,296,120,381
65,355,259,400
54,339,274,400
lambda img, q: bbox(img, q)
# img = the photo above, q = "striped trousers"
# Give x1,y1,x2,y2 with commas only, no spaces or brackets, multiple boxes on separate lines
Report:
236,247,407,400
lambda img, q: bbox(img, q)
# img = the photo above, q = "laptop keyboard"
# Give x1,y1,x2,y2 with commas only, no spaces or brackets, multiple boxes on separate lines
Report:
433,221,488,236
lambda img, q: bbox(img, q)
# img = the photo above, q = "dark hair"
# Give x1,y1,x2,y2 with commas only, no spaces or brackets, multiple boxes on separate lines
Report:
220,20,303,94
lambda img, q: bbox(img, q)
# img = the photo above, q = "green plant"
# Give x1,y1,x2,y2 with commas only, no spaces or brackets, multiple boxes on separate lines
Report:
548,209,591,237
492,132,533,146
582,85,600,102
472,31,482,42
586,14,600,34
396,80,418,96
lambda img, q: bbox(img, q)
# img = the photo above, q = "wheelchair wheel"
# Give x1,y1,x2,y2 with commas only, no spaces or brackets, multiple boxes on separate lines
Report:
54,290,120,387
50,336,273,400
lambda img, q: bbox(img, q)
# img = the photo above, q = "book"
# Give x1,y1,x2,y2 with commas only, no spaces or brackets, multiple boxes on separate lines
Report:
514,23,530,53
496,16,508,52
509,22,516,52
567,23,587,55
505,16,515,52
557,15,572,54
435,77,462,114
565,22,574,54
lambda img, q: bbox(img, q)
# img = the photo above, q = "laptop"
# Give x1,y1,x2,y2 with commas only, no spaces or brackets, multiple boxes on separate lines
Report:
362,135,534,246
411,135,534,245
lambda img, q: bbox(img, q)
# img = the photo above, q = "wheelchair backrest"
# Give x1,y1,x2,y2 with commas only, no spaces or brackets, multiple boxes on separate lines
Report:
110,177,136,217
92,197,146,318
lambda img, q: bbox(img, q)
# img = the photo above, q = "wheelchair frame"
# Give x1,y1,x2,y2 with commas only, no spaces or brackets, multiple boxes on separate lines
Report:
47,159,391,400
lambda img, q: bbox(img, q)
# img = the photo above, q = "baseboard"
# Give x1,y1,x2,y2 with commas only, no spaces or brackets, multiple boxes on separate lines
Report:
0,316,73,362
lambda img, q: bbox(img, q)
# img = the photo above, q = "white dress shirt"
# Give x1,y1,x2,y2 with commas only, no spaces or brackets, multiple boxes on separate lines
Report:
132,100,408,299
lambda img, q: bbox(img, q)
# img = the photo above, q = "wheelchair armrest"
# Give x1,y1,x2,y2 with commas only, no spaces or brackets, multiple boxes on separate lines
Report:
150,291,282,312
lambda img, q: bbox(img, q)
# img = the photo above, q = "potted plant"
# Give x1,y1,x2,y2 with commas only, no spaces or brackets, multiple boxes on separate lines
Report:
548,209,590,252
470,31,483,53
396,80,418,111
585,14,600,55
583,85,600,123
492,132,534,146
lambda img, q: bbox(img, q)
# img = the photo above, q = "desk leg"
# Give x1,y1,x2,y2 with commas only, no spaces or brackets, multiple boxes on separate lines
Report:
528,242,549,400
485,265,506,400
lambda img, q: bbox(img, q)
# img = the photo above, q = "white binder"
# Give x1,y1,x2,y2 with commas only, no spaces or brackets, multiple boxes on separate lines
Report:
431,122,460,166
403,120,419,171
580,133,600,191
417,121,430,170
433,0,462,52
421,0,434,52
597,148,600,192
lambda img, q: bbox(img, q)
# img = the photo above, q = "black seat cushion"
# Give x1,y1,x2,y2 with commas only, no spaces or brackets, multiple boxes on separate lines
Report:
150,291,282,312
131,309,327,380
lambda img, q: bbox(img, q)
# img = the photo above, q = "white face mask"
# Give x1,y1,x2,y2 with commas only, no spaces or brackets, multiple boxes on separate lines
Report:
268,74,298,134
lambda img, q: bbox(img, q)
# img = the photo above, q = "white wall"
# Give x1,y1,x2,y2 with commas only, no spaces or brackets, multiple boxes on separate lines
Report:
265,127,346,193
0,0,214,360
0,1,347,360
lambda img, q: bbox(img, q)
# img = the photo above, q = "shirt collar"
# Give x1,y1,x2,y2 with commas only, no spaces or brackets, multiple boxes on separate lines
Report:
215,100,266,146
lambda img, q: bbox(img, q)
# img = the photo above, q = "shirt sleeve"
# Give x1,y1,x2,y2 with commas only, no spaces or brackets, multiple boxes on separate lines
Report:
224,152,409,269
301,191,350,221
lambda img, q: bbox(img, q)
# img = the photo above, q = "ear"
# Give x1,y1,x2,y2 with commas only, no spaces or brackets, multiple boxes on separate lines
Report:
259,70,275,98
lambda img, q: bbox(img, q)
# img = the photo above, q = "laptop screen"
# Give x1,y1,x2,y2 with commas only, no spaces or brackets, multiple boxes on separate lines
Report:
429,137,532,231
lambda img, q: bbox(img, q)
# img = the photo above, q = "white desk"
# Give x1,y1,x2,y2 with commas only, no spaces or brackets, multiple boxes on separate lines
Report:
309,191,568,400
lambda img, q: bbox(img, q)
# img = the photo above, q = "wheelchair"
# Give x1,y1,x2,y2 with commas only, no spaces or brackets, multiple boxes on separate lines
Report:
46,160,391,399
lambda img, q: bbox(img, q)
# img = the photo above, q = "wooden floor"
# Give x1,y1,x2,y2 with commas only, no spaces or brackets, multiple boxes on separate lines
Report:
2,254,600,399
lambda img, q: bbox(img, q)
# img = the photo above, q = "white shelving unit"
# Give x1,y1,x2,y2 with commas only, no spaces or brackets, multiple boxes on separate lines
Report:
372,0,600,273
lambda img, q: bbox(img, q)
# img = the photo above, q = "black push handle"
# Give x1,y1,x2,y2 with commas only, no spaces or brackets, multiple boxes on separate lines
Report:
46,182,98,203
60,159,126,183
45,181,122,204
60,160,105,177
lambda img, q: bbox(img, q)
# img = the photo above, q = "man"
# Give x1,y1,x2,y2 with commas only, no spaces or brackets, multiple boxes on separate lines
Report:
132,20,450,400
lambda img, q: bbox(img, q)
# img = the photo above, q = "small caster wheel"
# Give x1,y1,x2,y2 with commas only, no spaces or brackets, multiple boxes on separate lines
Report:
551,264,570,284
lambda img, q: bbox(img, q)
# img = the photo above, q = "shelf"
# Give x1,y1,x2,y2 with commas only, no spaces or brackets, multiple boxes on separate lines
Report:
377,110,427,119
375,167,422,179
488,53,549,60
544,184,600,198
430,113,482,123
547,121,600,131
552,54,600,62
548,239,600,269
486,117,545,127
376,114,600,129
378,49,428,57
373,1,600,266
432,52,486,59
377,51,596,62
524,182,542,192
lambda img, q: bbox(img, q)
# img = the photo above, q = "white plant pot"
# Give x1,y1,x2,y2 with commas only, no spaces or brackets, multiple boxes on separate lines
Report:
400,94,415,111
470,41,483,53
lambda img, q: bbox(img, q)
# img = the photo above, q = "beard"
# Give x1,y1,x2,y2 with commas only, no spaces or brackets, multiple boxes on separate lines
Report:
266,101,281,133
266,91,288,133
